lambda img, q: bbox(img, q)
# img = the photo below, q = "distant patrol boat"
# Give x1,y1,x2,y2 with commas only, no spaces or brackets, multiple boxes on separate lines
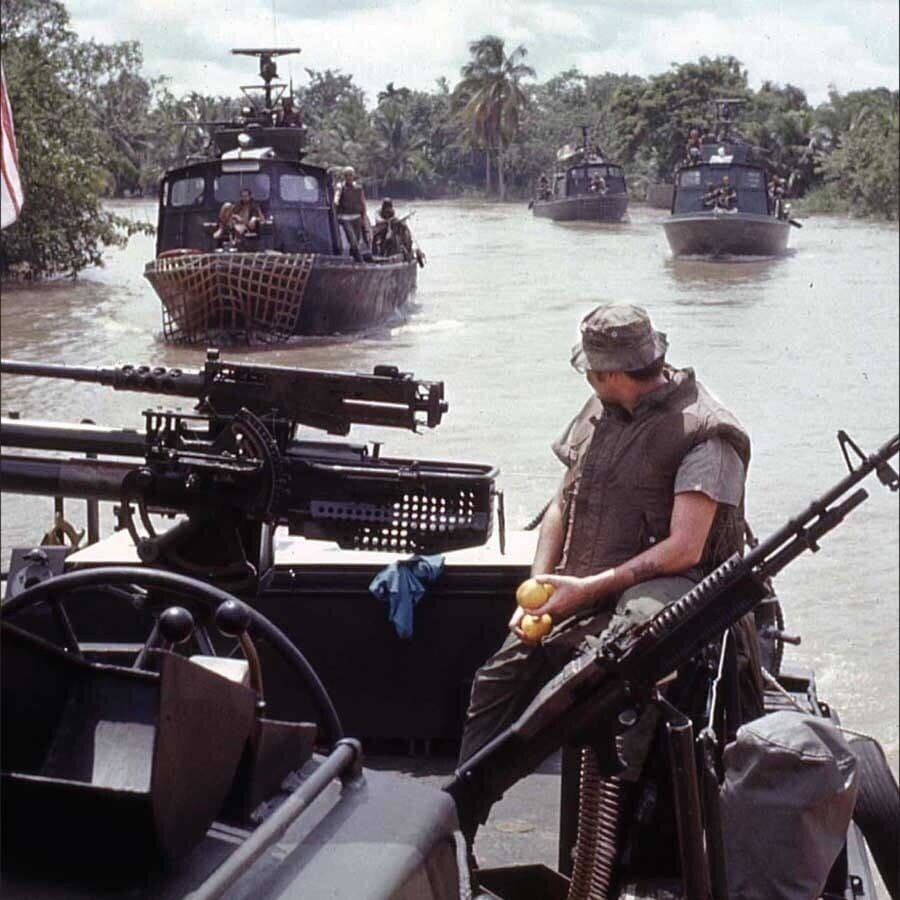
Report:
531,125,629,223
663,99,797,257
144,49,419,345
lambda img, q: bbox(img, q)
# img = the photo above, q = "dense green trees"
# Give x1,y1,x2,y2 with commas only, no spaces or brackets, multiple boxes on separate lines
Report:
1,11,896,278
0,0,152,276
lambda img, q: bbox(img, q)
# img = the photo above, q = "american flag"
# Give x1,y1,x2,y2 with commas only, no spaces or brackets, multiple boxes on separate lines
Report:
1,63,24,229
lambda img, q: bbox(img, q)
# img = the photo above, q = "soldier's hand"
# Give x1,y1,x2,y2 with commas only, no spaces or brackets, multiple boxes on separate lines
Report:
508,605,533,643
530,574,597,620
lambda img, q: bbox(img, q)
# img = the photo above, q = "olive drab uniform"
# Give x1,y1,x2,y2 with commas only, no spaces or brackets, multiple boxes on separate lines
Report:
457,367,764,767
336,181,366,216
336,180,368,245
372,217,413,260
557,368,749,580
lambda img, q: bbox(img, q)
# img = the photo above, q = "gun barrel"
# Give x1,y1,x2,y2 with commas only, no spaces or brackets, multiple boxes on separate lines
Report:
0,454,132,501
0,359,204,399
1,360,111,383
1,419,147,457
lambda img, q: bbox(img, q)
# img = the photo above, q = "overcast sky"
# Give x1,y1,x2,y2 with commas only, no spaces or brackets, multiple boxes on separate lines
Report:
66,0,898,107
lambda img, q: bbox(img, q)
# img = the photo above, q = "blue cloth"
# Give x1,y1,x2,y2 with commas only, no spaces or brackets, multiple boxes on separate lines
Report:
369,554,445,639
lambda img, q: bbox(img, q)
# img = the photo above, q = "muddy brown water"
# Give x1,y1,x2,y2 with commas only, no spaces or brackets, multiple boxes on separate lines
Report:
1,199,897,872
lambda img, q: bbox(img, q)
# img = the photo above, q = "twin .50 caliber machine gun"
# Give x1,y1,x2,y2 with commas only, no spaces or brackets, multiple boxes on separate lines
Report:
0,351,497,593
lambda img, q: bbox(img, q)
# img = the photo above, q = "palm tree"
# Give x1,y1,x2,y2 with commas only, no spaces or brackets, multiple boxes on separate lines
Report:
453,36,535,199
371,88,431,189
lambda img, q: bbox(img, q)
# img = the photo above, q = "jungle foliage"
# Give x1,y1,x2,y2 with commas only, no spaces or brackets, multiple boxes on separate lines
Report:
1,3,897,277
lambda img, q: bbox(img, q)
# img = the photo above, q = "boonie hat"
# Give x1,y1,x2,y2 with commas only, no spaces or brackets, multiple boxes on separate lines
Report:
571,303,668,373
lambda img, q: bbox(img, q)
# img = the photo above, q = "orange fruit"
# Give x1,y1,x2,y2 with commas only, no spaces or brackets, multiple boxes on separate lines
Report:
520,614,553,641
516,578,555,610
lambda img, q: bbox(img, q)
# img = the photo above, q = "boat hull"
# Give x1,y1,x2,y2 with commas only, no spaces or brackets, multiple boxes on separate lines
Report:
663,211,790,256
532,193,628,222
144,251,417,345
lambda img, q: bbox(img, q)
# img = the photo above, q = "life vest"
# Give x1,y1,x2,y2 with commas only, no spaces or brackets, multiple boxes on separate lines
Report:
336,182,366,215
554,368,751,579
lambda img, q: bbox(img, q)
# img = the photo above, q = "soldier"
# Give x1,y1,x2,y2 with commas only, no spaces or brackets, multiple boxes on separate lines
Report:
537,173,552,201
212,202,235,244
589,172,607,194
457,304,762,853
334,166,370,247
716,174,737,211
231,188,264,236
685,127,702,165
769,175,786,218
371,198,425,266
276,96,302,127
703,175,737,211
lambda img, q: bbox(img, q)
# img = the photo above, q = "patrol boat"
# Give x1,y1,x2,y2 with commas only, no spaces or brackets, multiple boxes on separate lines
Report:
144,49,419,345
663,99,795,257
532,126,629,223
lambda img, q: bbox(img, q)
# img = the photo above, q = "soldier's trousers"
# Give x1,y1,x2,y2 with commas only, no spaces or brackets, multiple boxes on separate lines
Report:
457,576,695,769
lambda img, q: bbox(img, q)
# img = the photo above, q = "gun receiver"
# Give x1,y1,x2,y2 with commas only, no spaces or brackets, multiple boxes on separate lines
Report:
446,431,899,835
0,348,448,436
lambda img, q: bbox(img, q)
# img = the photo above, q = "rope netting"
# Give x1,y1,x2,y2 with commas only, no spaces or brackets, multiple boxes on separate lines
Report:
145,252,316,344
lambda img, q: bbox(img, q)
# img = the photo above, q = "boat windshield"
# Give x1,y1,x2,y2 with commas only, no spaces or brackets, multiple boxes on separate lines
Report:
280,173,322,204
674,165,769,215
168,176,205,208
214,173,271,203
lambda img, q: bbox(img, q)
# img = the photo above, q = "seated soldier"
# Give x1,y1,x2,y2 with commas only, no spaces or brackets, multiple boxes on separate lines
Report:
703,175,737,211
716,174,737,211
371,198,413,260
232,188,264,236
589,173,608,195
212,202,235,243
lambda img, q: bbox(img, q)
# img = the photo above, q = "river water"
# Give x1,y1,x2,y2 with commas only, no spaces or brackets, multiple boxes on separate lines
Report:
1,200,898,779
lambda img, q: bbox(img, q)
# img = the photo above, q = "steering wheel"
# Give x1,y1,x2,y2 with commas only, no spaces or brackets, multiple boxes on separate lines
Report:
0,566,343,747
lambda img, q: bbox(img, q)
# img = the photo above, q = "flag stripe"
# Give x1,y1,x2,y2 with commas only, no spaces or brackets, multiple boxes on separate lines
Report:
1,63,24,228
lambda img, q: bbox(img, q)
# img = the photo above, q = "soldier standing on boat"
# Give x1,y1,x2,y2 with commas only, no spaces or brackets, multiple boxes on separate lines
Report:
685,128,702,165
769,175,786,218
371,198,424,266
537,173,552,201
276,96,302,127
334,166,371,248
457,304,763,844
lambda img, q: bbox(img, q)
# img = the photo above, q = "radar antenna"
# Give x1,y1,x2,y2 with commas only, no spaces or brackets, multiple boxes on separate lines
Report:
231,48,301,111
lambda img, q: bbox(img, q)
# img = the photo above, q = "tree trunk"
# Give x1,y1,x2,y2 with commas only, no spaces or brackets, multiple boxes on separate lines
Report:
497,148,506,201
484,149,492,195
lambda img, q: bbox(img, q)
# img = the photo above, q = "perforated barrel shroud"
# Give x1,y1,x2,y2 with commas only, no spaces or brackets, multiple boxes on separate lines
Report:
144,252,315,345
304,459,497,555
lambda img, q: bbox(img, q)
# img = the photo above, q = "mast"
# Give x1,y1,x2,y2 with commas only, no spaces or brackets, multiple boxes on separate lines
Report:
231,48,301,114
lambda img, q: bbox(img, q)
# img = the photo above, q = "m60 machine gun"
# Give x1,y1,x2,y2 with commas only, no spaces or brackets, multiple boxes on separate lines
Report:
0,351,497,594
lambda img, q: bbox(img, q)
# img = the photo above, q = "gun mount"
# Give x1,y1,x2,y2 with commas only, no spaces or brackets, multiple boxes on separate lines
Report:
1,353,496,595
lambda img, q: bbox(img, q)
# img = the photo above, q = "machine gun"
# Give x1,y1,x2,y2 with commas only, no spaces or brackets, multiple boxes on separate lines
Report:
0,348,446,437
446,430,899,837
0,352,497,594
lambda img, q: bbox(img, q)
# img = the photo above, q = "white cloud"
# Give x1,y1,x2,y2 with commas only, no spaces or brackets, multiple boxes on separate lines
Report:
65,0,899,105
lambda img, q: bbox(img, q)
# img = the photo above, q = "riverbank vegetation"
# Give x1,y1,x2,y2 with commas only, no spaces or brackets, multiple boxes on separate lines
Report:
1,0,897,276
